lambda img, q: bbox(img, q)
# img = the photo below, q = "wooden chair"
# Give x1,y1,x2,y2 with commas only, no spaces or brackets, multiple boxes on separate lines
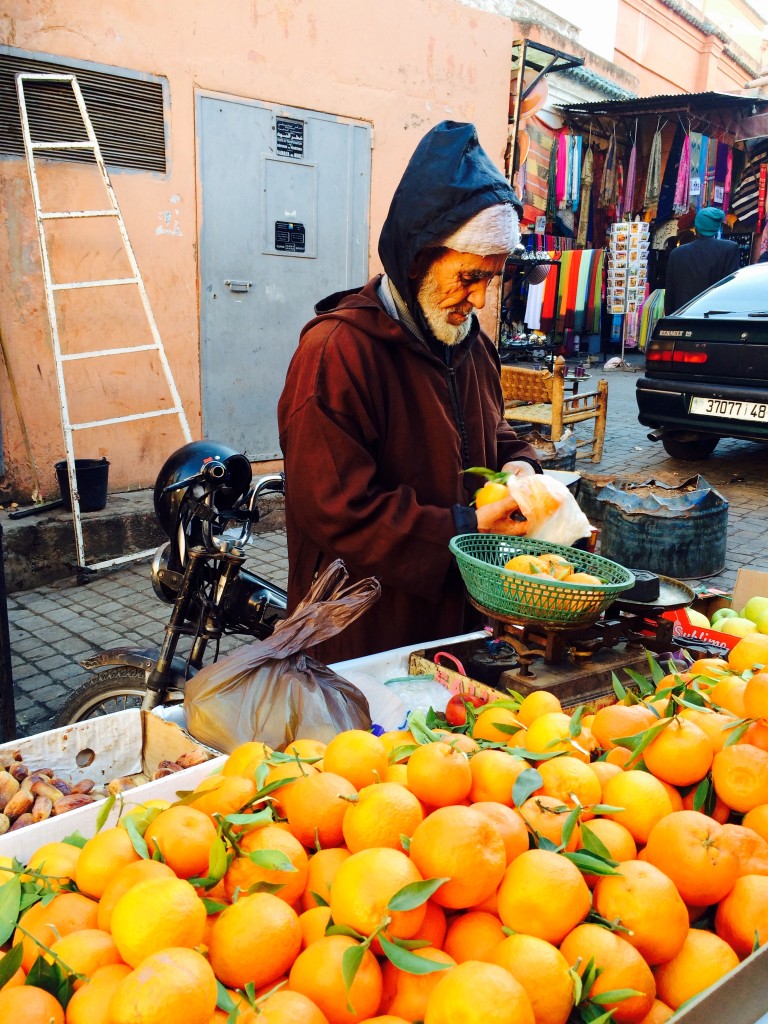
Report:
500,356,608,463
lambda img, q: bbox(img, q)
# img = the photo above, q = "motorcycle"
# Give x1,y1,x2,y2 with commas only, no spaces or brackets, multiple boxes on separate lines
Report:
53,440,289,726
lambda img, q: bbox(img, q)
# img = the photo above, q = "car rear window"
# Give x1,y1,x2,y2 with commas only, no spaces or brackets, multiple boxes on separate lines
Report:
677,265,768,318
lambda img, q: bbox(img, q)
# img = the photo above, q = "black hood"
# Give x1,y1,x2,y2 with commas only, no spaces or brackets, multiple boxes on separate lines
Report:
378,121,522,308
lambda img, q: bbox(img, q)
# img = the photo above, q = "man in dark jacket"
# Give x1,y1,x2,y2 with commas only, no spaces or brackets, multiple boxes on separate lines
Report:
664,206,740,314
278,121,541,663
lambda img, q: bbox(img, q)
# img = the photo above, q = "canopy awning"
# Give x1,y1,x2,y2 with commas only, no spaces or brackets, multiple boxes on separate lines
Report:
557,90,768,143
508,39,585,181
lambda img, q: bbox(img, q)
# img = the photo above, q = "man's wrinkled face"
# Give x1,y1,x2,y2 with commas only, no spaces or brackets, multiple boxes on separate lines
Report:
415,249,508,345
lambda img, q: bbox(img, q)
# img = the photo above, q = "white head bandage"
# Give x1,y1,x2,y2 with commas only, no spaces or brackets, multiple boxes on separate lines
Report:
439,203,520,256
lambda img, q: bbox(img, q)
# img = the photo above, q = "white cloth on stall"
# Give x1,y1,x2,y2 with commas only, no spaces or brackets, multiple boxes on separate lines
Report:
524,280,546,331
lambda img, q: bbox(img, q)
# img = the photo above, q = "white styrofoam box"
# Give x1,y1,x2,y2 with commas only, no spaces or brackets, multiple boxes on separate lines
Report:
0,755,225,863
330,631,486,686
0,710,222,862
337,671,409,731
0,633,485,863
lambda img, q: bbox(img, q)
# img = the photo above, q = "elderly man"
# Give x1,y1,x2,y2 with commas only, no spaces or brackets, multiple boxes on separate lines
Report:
664,206,740,315
278,121,541,663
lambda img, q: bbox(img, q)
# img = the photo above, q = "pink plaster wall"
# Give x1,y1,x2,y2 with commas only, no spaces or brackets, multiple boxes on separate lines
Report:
0,0,514,499
616,0,750,95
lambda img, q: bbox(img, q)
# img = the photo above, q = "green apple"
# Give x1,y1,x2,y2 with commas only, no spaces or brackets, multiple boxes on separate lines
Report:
756,609,768,635
685,608,710,628
711,607,739,624
741,596,768,624
717,617,759,638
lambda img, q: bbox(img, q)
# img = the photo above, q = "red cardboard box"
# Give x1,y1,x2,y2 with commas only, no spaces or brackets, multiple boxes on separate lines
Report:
663,607,741,655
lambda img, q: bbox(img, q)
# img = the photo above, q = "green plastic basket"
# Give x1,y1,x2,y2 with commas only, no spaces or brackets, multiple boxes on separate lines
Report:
449,535,636,630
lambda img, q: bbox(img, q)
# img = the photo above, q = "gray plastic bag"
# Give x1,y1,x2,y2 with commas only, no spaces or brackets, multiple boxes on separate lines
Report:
184,561,379,752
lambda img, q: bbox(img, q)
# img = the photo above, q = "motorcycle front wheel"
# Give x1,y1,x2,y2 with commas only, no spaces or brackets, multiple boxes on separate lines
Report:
53,666,169,727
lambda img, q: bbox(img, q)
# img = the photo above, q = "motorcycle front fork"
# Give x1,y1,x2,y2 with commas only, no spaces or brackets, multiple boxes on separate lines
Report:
141,545,245,710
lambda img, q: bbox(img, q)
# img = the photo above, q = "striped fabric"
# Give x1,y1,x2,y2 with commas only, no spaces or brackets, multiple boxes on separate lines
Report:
521,118,555,219
730,140,768,226
637,289,666,353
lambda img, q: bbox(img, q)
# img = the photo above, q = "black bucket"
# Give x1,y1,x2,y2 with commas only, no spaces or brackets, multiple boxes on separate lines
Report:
54,458,110,513
522,429,578,472
597,476,728,579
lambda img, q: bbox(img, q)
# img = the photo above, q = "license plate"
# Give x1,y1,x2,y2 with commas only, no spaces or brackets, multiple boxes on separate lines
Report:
689,397,768,422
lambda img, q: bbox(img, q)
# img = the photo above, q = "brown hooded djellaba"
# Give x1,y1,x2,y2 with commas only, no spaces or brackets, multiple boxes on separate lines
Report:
278,122,539,664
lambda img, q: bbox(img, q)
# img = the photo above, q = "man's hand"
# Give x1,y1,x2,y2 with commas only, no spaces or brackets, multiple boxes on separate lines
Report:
501,460,537,478
476,493,528,536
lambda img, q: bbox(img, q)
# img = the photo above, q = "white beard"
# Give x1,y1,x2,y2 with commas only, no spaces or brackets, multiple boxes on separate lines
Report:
416,266,474,346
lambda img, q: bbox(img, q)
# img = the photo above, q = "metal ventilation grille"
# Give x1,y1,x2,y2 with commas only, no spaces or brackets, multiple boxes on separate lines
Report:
1,52,167,172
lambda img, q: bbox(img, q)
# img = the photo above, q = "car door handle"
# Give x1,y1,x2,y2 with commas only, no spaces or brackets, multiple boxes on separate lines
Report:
224,279,252,293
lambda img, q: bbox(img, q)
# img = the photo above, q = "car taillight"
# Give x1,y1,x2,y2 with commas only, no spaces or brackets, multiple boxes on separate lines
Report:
647,339,674,362
647,339,707,364
673,351,707,364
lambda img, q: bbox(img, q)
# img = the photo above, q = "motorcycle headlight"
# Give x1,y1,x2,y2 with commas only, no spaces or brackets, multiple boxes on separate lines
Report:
150,542,179,604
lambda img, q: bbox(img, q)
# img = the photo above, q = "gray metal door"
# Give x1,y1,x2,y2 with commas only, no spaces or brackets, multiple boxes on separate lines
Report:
198,96,370,458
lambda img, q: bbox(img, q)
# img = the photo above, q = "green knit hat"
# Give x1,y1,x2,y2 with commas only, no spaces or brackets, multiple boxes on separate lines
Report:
695,207,726,237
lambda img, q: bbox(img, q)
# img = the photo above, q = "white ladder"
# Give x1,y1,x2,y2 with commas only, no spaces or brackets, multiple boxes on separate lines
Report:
15,72,192,581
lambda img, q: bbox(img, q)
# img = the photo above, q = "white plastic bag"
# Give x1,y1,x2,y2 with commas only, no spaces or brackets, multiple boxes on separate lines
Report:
507,474,592,546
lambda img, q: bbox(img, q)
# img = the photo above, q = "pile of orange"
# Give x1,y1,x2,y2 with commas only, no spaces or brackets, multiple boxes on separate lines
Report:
2,634,768,1024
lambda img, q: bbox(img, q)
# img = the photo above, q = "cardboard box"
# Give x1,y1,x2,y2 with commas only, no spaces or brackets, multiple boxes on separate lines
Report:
663,607,741,655
691,584,732,620
730,568,768,616
693,568,768,620
0,710,222,861
668,568,768,652
408,649,508,704
672,943,768,1024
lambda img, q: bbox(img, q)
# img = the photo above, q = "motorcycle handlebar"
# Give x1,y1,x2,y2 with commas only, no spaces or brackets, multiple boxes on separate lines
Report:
161,460,228,495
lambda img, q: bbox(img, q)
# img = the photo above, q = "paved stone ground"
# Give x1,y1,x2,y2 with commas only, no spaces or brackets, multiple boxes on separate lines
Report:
6,351,768,738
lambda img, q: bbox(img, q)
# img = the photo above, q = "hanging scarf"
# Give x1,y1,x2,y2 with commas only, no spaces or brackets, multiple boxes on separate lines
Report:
714,141,729,206
688,132,703,210
556,129,568,208
622,137,637,218
615,159,624,217
576,145,594,248
590,147,608,246
697,135,710,208
568,134,582,210
673,133,691,215
644,127,663,209
723,147,734,214
703,137,718,206
599,133,618,209
657,124,685,222
546,134,559,225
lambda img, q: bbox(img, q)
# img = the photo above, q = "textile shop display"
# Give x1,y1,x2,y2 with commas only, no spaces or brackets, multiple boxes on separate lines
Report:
537,248,604,344
511,98,768,365
636,288,666,352
731,139,768,228
524,234,576,254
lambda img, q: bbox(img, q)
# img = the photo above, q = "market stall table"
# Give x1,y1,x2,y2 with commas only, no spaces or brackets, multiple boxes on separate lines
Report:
564,370,591,395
